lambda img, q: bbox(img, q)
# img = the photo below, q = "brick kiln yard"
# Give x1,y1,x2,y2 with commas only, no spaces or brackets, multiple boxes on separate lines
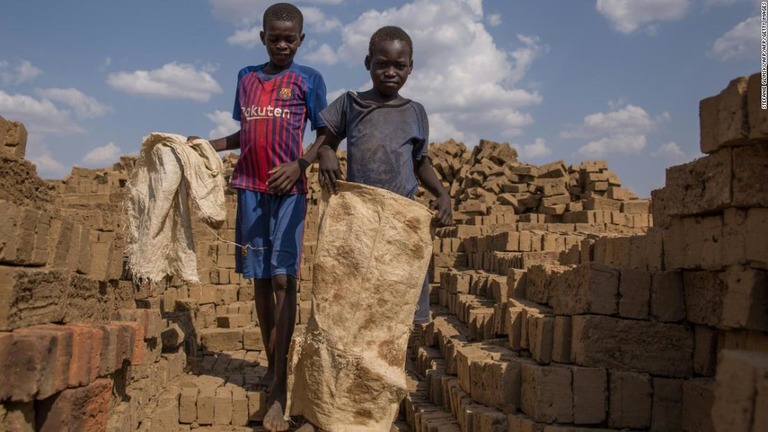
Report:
0,73,766,432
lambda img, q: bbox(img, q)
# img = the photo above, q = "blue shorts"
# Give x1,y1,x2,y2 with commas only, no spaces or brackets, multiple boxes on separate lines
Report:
235,190,306,279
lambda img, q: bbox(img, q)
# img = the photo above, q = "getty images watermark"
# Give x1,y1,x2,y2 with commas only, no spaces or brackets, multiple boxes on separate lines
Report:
762,2,767,109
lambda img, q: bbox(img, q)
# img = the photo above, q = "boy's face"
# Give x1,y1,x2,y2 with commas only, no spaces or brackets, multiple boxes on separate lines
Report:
260,20,304,70
365,39,412,97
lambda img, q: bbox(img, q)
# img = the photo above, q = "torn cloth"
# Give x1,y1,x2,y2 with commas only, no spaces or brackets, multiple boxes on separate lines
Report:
126,132,226,283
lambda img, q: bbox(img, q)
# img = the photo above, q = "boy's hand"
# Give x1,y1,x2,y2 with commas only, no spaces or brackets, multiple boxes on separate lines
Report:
267,161,301,195
317,145,342,194
429,192,453,227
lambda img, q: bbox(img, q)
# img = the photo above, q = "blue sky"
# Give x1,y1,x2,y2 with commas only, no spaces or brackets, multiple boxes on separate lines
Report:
0,0,760,197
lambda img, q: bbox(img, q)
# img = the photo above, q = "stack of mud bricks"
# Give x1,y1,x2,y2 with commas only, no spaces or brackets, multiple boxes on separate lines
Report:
424,138,651,233
400,73,768,432
0,126,191,432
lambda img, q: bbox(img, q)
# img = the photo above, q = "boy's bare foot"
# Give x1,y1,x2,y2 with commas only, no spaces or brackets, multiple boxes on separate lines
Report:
263,401,290,431
295,423,316,432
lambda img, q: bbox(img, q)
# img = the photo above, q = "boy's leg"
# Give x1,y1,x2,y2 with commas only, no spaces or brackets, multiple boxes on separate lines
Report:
263,193,306,431
253,278,275,386
235,190,275,384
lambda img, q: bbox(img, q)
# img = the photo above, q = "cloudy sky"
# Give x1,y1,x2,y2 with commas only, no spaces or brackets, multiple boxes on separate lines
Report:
0,0,760,197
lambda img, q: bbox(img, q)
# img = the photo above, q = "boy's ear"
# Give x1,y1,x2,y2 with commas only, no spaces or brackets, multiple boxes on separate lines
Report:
299,33,305,45
409,59,414,74
364,55,371,71
260,30,266,45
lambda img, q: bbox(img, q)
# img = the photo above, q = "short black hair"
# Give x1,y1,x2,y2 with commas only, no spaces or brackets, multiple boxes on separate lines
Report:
368,26,413,59
263,3,303,31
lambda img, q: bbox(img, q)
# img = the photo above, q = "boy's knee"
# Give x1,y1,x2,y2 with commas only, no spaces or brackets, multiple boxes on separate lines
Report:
271,274,297,293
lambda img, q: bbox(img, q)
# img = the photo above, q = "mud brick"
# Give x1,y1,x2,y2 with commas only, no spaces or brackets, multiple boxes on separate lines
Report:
0,401,35,432
456,343,495,394
650,271,685,322
622,199,651,215
732,143,768,207
550,263,619,316
693,325,719,376
724,208,768,270
520,363,573,423
230,386,249,426
711,350,768,432
571,315,693,377
681,378,716,432
721,265,768,331
528,314,554,365
12,327,72,400
0,333,40,402
96,324,119,376
200,328,243,352
0,267,69,331
700,76,749,153
213,386,233,425
583,196,621,212
755,360,768,432
0,117,28,158
469,356,523,414
644,228,664,272
161,322,186,350
683,271,726,327
618,268,650,319
216,314,249,329
651,377,683,432
433,253,469,268
493,231,519,251
242,326,265,351
552,316,572,364
247,390,267,421
151,387,181,431
75,227,92,275
747,73,768,141
215,285,239,305
506,269,527,299
565,366,607,425
608,370,651,429
196,381,217,425
179,385,198,424
35,378,112,432
661,149,733,216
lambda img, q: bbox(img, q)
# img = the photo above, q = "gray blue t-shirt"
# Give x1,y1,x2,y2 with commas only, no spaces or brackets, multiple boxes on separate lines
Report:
320,91,429,198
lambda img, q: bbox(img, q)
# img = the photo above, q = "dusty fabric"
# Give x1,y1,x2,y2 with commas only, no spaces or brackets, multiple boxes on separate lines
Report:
287,181,433,431
125,132,226,283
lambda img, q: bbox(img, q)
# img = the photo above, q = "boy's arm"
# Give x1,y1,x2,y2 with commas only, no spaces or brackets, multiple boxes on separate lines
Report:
415,157,453,226
266,127,329,195
189,131,241,152
314,130,343,194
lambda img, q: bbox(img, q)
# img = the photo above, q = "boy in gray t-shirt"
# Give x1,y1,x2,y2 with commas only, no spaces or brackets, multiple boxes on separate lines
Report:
314,25,452,324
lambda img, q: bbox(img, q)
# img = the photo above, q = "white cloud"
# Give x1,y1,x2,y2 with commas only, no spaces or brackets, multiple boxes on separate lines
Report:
228,27,262,48
329,0,544,144
82,142,121,167
488,13,502,27
211,0,346,25
560,104,668,139
711,16,759,61
206,110,240,139
577,134,646,158
0,60,43,86
652,141,687,160
303,7,342,33
36,88,113,119
512,138,552,160
596,0,691,34
0,90,84,135
305,42,340,65
30,153,68,178
107,63,222,102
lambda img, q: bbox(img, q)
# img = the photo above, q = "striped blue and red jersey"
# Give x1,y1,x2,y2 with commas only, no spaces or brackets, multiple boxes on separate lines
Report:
230,62,327,194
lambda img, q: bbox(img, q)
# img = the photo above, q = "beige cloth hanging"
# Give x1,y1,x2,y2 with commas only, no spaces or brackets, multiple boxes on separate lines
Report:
287,181,433,431
125,132,226,283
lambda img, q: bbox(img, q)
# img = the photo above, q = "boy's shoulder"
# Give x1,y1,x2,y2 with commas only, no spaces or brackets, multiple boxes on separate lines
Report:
289,62,325,80
237,64,265,78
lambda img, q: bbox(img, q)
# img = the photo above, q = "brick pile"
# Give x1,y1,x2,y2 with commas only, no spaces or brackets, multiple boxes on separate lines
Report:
400,73,767,432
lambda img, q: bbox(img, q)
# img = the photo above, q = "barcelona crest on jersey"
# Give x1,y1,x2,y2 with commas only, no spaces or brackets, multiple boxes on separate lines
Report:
279,87,292,100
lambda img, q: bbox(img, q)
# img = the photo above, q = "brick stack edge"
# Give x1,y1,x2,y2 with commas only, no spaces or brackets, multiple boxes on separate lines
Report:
1,71,766,432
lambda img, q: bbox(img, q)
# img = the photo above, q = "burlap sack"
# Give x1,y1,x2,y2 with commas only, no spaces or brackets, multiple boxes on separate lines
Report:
287,181,433,431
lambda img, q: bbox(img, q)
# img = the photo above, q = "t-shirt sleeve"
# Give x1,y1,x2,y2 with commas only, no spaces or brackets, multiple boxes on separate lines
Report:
319,92,349,140
306,72,328,131
413,102,429,160
232,68,248,122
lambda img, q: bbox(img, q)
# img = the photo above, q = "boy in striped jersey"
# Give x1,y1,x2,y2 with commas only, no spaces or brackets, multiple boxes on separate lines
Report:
204,3,327,430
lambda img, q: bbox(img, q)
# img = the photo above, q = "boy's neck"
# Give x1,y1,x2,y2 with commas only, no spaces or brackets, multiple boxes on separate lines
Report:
263,61,293,75
359,89,407,105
